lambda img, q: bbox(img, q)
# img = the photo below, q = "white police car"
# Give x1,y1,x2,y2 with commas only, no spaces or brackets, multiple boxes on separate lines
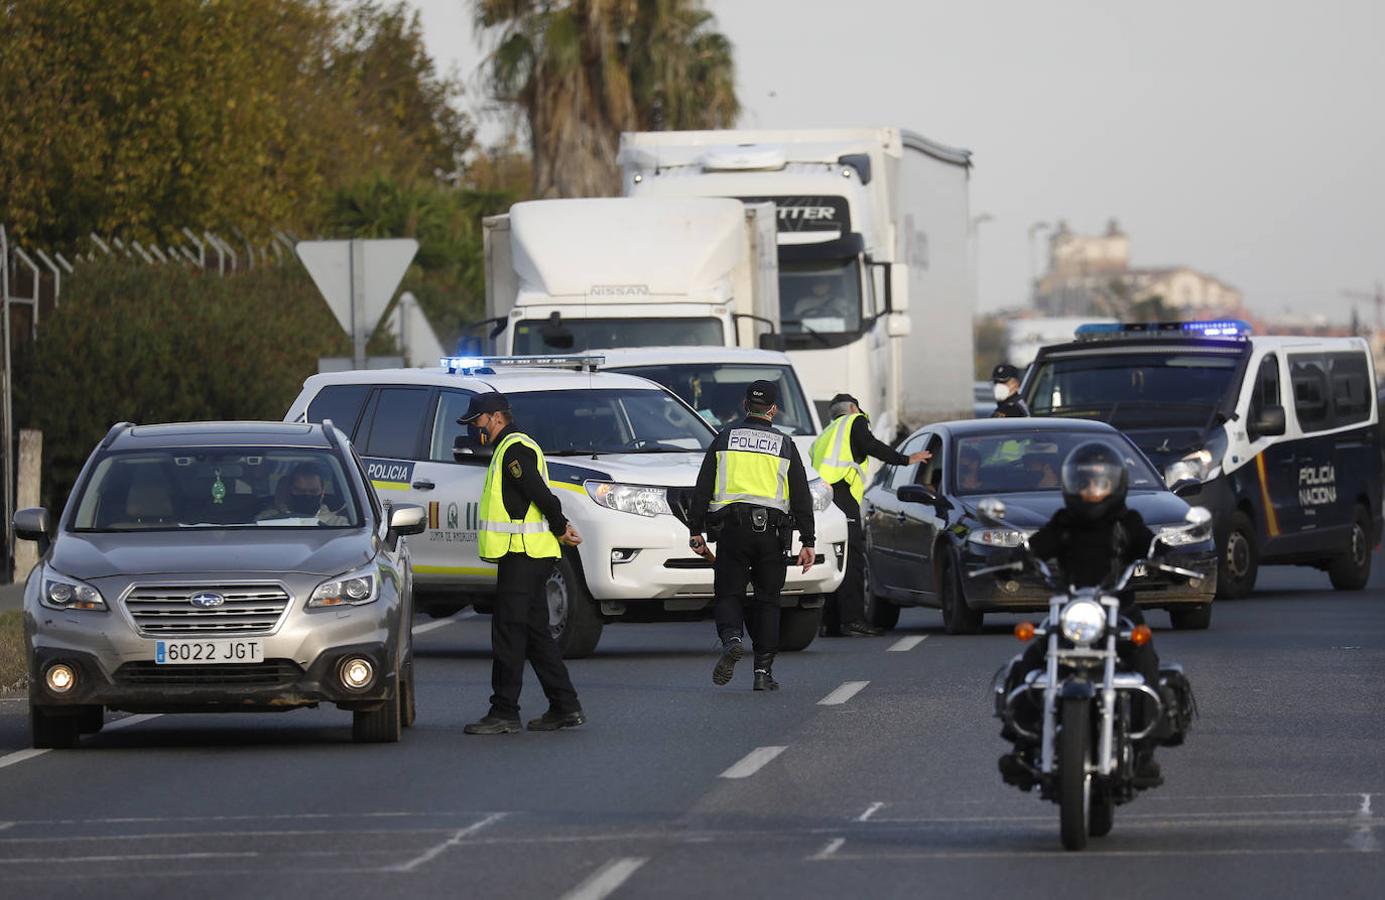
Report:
284,356,848,656
1023,320,1382,597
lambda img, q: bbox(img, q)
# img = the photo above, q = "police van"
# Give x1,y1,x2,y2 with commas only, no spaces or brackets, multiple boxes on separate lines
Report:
284,356,848,657
1022,320,1381,597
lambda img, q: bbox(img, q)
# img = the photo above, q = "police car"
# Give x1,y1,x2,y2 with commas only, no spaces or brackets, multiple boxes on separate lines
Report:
284,356,848,657
1022,320,1382,597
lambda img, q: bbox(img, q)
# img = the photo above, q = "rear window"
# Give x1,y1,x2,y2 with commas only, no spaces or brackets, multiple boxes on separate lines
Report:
1290,352,1373,433
357,388,430,459
306,384,371,436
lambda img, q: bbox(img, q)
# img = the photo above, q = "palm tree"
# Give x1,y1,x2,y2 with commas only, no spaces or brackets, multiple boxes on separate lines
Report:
474,0,738,198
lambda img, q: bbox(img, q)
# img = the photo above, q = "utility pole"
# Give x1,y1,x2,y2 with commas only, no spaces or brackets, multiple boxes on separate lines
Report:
1340,280,1384,334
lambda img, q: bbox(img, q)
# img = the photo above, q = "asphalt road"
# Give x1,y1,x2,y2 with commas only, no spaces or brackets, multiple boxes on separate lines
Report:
0,553,1382,900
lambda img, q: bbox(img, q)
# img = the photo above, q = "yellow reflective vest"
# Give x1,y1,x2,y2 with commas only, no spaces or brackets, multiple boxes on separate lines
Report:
710,426,791,513
810,413,867,504
478,432,561,562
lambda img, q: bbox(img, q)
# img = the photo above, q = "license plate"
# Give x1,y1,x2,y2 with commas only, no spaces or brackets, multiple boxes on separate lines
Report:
155,639,265,665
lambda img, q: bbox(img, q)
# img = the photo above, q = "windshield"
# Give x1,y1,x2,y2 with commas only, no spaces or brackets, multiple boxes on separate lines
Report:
71,449,362,531
780,259,862,340
954,432,1163,496
502,388,715,455
611,363,815,436
513,317,723,353
1026,351,1242,426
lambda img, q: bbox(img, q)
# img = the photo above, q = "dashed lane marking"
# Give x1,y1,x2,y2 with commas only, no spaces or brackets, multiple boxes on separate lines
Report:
856,802,884,822
719,746,787,779
887,635,928,652
105,714,161,732
412,618,458,636
818,681,869,706
0,749,47,771
388,812,507,872
558,856,648,900
809,838,845,861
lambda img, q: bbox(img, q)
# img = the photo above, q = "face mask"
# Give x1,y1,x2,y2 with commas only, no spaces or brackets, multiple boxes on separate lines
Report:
288,492,321,516
993,383,1013,403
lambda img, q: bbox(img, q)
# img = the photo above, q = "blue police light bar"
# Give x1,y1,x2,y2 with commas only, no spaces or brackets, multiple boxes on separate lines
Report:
440,354,606,374
1073,320,1252,341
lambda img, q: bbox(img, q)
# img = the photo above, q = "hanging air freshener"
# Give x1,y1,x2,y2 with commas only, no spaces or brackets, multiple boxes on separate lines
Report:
211,469,226,505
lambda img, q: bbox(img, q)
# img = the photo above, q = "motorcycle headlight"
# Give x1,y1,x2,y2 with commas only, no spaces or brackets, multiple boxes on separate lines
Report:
41,572,107,611
584,481,673,517
1059,599,1106,645
308,565,379,608
809,477,833,512
966,528,1030,548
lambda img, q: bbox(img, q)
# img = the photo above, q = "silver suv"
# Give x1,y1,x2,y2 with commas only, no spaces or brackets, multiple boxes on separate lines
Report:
13,421,425,748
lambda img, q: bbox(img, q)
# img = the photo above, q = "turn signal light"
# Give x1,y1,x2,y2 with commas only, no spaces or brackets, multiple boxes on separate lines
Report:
1014,621,1036,642
1131,624,1152,646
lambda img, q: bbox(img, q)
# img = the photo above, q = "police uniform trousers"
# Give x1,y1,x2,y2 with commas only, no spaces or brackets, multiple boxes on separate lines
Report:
488,553,580,721
712,515,787,654
823,483,866,630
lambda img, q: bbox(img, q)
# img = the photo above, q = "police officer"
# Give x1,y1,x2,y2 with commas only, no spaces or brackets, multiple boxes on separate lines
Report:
458,392,586,735
991,363,1030,418
810,393,931,636
687,381,816,691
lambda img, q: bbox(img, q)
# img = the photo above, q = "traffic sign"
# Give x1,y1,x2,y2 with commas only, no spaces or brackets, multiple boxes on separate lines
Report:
296,239,418,368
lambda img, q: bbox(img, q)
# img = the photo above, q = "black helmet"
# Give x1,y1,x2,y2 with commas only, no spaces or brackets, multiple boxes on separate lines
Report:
1060,442,1128,522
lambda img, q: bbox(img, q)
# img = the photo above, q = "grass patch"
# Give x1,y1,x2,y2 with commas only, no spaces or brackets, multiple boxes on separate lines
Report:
0,610,26,693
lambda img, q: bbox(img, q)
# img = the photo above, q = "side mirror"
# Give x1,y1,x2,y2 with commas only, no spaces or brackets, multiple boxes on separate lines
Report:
1250,404,1286,439
977,497,1007,523
1171,478,1201,498
14,507,52,557
1185,506,1213,528
886,312,911,338
896,484,934,505
453,434,493,464
386,504,427,549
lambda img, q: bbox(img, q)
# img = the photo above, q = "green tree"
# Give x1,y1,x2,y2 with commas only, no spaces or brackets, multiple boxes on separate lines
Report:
474,0,738,198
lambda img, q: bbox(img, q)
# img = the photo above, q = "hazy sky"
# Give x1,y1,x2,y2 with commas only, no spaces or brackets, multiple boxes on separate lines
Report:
411,0,1384,321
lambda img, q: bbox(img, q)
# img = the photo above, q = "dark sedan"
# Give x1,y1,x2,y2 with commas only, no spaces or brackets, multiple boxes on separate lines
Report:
861,418,1218,634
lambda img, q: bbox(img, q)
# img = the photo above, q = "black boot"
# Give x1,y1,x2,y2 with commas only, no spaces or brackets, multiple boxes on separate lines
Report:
713,636,745,686
753,653,779,691
998,752,1036,791
1133,747,1163,789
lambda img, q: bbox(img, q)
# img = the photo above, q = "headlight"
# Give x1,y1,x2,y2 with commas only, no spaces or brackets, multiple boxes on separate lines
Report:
1163,429,1228,488
809,477,833,512
308,565,379,608
584,481,672,517
42,572,107,611
1157,524,1208,546
1059,599,1106,645
967,528,1030,548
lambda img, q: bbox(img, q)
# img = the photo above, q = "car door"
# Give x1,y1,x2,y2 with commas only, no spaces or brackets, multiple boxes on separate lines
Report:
866,433,930,591
893,433,946,601
1286,354,1337,553
1247,353,1303,550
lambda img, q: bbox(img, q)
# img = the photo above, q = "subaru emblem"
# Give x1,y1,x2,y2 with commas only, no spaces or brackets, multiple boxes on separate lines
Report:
190,592,226,609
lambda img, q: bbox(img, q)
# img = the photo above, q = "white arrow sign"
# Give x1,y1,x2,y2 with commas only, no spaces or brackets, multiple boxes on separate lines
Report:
296,238,419,368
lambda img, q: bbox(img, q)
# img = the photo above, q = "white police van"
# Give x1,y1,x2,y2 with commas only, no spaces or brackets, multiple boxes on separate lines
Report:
284,356,848,657
1022,320,1382,597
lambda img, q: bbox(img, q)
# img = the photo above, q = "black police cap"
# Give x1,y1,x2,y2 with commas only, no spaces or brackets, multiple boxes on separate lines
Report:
829,393,861,408
745,380,778,406
992,363,1021,384
456,391,511,424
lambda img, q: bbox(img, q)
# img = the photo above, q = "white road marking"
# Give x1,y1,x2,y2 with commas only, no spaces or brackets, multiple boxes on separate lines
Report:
388,812,507,872
105,713,161,731
856,802,884,822
809,837,845,861
0,851,258,865
412,618,457,636
1351,792,1379,852
719,746,787,779
558,857,648,900
887,635,928,652
818,681,869,706
0,749,48,771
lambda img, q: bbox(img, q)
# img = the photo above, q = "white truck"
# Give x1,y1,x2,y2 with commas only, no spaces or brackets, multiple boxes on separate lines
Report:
481,196,781,354
619,128,976,439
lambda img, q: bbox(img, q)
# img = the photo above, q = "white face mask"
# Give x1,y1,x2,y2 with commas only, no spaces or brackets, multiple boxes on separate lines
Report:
993,383,1013,403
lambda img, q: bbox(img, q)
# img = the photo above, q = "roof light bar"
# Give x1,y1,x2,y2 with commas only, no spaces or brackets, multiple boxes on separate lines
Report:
1073,320,1252,342
440,354,606,375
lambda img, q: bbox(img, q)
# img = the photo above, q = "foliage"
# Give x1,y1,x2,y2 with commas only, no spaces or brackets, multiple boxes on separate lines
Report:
0,611,24,693
475,0,738,197
0,0,473,248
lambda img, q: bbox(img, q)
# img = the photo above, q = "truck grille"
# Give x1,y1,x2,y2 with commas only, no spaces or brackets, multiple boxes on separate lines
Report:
113,660,302,687
123,583,291,636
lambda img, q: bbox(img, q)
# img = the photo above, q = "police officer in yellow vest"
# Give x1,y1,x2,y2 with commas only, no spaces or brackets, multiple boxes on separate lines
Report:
811,393,932,637
458,392,585,735
688,381,816,691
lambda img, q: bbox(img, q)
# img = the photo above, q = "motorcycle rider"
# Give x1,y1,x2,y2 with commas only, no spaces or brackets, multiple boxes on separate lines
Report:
999,441,1163,787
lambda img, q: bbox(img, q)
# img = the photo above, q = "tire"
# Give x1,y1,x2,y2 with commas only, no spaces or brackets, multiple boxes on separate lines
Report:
550,552,603,659
779,604,823,652
352,668,402,744
30,705,80,749
1217,511,1258,599
1058,696,1091,851
1169,604,1212,630
400,655,417,729
77,705,105,735
1328,505,1373,591
1089,781,1115,838
863,559,900,631
939,556,983,635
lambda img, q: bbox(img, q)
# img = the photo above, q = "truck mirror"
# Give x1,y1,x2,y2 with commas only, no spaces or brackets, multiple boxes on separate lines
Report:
889,265,909,313
886,312,911,338
758,333,787,351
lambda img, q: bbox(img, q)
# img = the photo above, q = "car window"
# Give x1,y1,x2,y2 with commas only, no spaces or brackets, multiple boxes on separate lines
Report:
1289,356,1331,433
1329,351,1372,428
357,387,430,459
889,434,928,490
505,388,714,454
954,431,1162,495
916,435,945,490
306,384,372,438
1249,354,1280,422
612,363,816,436
429,389,477,462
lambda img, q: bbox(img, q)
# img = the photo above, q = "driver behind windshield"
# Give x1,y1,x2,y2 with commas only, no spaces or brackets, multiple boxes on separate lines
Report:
257,463,348,525
1000,442,1163,788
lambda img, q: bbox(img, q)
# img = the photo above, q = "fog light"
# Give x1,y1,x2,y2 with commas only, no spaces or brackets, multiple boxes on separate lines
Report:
46,663,76,694
610,548,638,564
339,657,374,691
1001,580,1020,594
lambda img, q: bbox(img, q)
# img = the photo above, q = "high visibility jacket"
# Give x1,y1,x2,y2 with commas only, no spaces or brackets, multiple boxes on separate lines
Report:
810,413,867,504
710,426,791,513
478,432,561,561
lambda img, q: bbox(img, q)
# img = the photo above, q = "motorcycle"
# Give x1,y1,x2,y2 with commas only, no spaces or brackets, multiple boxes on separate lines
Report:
971,499,1204,851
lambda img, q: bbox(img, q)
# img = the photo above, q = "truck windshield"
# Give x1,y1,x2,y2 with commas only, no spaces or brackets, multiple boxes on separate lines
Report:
610,363,816,436
513,317,723,353
71,449,362,531
1026,351,1243,427
504,388,715,455
780,259,863,345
